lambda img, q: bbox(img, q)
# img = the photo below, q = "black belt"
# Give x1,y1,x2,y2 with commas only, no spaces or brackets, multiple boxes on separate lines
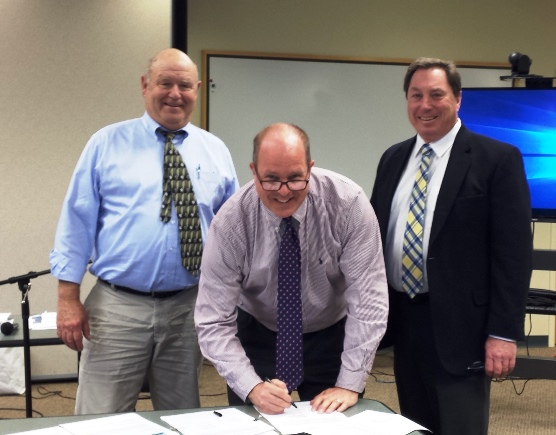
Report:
99,279,187,299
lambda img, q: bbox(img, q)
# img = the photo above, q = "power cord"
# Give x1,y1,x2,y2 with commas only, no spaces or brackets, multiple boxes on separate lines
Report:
0,385,75,419
34,385,75,401
370,351,396,384
0,407,44,418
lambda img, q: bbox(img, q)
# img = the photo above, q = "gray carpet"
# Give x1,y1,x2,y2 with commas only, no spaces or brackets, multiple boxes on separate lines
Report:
1,348,555,434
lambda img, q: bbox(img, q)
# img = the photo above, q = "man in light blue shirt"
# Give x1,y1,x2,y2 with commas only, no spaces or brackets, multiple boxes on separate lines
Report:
50,48,238,414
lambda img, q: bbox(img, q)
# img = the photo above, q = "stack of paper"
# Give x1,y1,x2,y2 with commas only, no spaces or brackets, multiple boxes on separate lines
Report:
259,401,430,435
7,413,173,435
7,428,71,435
5,404,429,435
259,401,349,435
161,407,276,435
28,311,57,330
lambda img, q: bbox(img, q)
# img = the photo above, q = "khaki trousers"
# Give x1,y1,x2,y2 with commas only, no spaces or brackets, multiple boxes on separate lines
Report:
75,280,201,414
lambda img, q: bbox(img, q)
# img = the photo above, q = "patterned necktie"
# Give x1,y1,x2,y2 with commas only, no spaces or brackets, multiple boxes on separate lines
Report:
402,144,433,298
276,217,304,392
159,129,203,277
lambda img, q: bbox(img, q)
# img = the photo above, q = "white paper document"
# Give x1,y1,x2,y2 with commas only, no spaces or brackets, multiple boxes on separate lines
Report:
161,408,276,435
28,311,57,330
259,402,430,435
347,409,431,434
6,427,73,435
259,401,349,435
59,413,173,435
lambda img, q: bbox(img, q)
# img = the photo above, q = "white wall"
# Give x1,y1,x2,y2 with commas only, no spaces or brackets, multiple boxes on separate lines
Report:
0,0,171,377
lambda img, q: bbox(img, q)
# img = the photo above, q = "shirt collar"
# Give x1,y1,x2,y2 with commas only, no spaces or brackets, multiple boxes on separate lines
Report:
141,112,191,138
259,191,308,228
414,118,461,158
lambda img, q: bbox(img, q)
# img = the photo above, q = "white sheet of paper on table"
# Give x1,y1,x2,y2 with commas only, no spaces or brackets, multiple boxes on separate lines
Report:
28,312,57,330
347,409,431,435
59,413,174,435
6,426,74,435
161,407,276,435
258,401,349,435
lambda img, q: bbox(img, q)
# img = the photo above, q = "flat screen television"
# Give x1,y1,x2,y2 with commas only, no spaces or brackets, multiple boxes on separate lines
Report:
459,87,556,222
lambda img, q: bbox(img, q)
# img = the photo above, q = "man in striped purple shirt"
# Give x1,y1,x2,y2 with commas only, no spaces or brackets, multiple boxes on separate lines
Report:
195,123,388,415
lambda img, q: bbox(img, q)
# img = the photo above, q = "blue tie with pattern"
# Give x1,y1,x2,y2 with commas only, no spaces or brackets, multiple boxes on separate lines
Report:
402,144,433,298
276,217,304,392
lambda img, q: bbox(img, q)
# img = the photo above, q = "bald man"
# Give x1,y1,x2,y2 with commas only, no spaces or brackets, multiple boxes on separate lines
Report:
50,48,238,414
195,123,388,415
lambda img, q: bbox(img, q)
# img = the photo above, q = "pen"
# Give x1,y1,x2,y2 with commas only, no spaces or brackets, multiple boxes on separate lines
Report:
213,410,222,417
264,377,298,408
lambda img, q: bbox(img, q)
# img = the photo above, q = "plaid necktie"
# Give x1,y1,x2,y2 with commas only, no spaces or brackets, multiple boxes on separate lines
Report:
276,217,304,392
159,129,203,277
402,144,433,298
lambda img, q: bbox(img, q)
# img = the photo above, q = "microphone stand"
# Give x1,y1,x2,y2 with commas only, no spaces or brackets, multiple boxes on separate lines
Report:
0,269,50,418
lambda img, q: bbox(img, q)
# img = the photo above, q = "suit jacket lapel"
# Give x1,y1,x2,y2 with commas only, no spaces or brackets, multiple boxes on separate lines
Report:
429,126,473,245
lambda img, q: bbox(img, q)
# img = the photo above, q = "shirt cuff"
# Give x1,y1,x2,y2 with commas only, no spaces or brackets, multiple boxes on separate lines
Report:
488,334,516,343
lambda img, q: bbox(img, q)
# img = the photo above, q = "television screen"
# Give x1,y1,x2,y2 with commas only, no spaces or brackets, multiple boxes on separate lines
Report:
459,87,556,222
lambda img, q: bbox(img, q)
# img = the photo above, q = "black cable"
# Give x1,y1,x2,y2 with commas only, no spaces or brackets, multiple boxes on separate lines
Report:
33,385,75,401
492,377,532,395
369,370,396,384
525,313,533,357
200,392,228,397
0,407,44,418
369,352,396,384
137,392,151,401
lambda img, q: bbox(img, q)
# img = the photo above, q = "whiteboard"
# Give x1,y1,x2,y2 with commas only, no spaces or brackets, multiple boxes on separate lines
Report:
204,53,509,195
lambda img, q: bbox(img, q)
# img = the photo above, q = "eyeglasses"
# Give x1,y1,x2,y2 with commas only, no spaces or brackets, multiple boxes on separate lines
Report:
258,179,309,191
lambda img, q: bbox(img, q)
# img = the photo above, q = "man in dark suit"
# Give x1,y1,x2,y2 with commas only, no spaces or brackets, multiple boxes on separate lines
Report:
370,57,532,435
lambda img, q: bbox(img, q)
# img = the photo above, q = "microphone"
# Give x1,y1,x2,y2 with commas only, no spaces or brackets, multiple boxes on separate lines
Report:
1,321,19,336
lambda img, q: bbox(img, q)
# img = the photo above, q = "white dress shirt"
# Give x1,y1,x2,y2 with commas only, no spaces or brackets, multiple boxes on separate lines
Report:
385,119,461,293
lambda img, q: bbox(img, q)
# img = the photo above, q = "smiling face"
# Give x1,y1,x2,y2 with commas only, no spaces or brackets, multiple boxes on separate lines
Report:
406,67,461,143
249,124,314,218
141,49,201,130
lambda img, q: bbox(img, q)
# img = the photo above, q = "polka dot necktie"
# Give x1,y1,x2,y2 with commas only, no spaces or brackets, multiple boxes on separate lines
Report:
276,217,304,392
402,144,433,298
159,129,203,277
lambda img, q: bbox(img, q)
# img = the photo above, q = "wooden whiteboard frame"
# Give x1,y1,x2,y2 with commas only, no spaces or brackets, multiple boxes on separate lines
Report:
201,50,508,129
201,50,509,191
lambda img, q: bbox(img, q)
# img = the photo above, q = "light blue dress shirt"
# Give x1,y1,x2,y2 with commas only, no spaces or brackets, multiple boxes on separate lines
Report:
50,112,239,291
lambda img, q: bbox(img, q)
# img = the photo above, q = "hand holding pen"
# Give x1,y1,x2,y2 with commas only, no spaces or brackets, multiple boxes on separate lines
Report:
247,376,297,415
265,378,297,408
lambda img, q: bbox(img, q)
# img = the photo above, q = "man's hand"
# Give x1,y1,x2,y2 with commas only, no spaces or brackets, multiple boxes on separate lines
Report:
310,387,358,413
57,280,90,351
247,378,293,415
485,336,517,378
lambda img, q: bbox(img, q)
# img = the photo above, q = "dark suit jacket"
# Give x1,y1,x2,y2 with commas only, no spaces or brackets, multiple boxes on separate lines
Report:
370,125,533,375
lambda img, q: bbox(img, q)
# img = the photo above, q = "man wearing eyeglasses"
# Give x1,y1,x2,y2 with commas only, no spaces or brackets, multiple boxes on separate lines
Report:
195,122,388,415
